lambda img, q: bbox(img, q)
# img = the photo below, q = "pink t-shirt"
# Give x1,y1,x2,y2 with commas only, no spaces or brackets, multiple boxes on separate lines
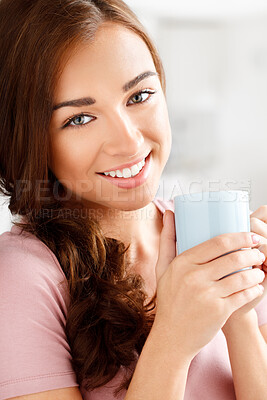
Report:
0,198,266,400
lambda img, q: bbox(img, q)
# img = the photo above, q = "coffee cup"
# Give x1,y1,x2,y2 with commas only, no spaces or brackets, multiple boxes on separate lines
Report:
174,190,251,277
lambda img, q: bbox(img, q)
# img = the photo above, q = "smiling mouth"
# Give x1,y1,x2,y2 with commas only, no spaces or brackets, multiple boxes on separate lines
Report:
97,152,150,179
96,151,152,190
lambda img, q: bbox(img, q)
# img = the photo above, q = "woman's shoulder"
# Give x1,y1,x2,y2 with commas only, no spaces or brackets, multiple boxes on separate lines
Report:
0,224,69,308
0,225,78,398
0,224,66,282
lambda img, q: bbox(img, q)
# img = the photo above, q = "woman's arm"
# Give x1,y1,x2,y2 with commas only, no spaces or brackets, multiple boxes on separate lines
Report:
260,323,267,339
126,212,265,400
222,310,267,400
125,322,191,400
219,205,267,399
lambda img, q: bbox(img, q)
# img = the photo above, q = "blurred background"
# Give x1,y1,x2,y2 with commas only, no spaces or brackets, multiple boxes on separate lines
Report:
125,0,267,207
1,0,267,233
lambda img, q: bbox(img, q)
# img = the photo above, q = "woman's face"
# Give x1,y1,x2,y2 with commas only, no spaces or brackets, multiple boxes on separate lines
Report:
49,22,172,211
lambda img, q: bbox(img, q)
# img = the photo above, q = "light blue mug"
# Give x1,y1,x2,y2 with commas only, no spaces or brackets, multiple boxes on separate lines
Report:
174,191,251,276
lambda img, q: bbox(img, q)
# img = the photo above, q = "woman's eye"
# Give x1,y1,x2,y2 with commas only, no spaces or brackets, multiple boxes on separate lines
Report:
63,114,94,129
127,90,155,105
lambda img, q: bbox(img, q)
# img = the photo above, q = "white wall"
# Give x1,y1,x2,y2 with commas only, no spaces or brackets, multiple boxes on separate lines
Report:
125,0,267,20
157,18,267,211
0,195,12,234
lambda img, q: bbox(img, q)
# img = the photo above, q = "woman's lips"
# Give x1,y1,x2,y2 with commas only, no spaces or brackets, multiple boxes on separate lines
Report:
96,152,152,189
97,150,150,174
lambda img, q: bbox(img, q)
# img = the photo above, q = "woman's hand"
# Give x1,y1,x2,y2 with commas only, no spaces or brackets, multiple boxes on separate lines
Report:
251,205,267,273
250,205,267,245
218,206,267,332
153,210,265,361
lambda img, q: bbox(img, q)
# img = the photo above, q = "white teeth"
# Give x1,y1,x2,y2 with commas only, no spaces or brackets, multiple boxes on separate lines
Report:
131,164,140,176
122,168,132,178
115,169,123,178
103,157,146,178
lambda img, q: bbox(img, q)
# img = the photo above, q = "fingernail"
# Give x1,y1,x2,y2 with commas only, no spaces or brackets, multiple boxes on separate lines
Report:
260,252,266,262
260,269,266,279
252,234,261,244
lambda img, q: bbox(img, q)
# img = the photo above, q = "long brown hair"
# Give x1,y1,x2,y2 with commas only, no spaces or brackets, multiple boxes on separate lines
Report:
0,0,165,395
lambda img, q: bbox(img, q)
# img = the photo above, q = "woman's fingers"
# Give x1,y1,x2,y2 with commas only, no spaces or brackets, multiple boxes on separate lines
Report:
216,267,265,298
207,248,265,281
156,210,176,283
250,205,267,223
250,217,267,244
258,244,267,270
225,283,264,313
181,232,261,265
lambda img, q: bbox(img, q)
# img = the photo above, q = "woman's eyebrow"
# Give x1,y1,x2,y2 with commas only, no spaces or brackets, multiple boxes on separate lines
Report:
122,70,158,92
53,96,96,111
52,70,158,111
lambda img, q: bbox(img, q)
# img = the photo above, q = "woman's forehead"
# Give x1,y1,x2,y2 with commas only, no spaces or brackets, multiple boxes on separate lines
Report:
54,22,156,101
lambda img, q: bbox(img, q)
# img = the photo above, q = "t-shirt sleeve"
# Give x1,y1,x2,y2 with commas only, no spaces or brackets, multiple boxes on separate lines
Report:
0,230,79,399
153,197,174,214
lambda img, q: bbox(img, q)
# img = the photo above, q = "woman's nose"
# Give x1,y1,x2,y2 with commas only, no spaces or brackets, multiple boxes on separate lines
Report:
102,112,144,157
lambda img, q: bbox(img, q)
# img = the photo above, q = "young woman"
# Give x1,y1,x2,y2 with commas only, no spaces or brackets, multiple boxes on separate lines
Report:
0,1,267,399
